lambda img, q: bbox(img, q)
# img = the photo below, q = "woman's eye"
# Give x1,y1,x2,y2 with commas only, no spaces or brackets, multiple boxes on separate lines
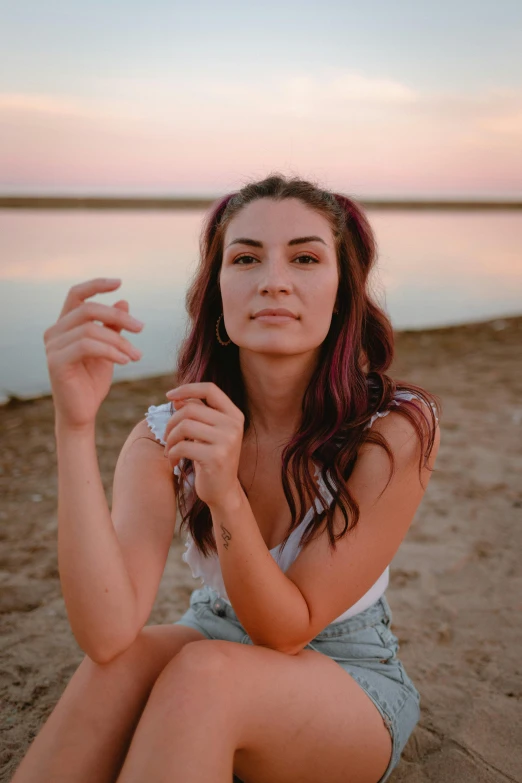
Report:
232,255,257,265
232,254,318,265
294,255,318,264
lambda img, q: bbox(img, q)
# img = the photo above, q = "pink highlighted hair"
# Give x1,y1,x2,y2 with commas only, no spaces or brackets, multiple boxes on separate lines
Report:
171,173,441,557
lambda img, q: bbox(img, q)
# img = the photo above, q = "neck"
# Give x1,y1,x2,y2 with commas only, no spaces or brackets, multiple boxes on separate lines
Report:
239,348,319,439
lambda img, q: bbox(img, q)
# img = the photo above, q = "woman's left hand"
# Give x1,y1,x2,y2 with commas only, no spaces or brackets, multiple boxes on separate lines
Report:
163,382,245,509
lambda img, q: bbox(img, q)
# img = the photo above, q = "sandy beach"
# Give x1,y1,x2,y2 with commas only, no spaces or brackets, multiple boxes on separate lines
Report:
1,313,521,782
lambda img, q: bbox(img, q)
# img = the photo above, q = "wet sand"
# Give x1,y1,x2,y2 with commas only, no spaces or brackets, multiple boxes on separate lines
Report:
1,314,521,781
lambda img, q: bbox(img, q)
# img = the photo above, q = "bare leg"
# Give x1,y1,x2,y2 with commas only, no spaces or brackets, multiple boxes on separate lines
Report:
115,639,394,783
11,624,207,783
115,642,237,783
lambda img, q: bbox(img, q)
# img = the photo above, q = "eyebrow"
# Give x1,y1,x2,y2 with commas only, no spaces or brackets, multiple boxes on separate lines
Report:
225,235,327,249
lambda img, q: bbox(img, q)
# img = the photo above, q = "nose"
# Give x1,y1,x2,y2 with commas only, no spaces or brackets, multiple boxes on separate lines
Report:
257,256,294,296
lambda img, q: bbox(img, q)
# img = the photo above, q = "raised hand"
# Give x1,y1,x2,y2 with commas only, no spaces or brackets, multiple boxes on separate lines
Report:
163,382,245,509
43,278,144,430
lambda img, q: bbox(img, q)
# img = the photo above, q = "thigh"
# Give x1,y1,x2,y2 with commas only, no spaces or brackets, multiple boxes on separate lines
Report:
169,639,393,783
179,588,420,781
301,620,421,780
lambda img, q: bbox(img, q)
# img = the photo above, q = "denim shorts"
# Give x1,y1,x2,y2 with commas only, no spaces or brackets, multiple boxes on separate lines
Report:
174,584,421,783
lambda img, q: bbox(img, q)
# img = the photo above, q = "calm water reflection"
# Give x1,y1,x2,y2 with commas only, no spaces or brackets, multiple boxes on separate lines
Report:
1,208,521,402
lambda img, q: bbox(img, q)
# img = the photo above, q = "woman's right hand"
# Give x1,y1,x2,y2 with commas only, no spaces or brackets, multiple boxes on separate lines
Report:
44,278,145,431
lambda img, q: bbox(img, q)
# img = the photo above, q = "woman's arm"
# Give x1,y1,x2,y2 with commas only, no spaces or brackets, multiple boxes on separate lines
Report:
55,421,137,662
209,487,311,651
162,382,439,653
162,382,310,651
55,418,176,664
210,409,439,653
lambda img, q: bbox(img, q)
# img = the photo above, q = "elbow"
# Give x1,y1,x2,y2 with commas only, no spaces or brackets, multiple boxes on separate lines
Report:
248,635,303,656
71,606,142,666
85,648,116,666
279,641,309,656
248,593,313,655
80,629,140,666
264,633,311,656
273,618,314,655
275,622,315,655
85,639,134,666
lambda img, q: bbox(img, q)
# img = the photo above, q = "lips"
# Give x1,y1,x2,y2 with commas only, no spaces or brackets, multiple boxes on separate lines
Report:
253,308,297,318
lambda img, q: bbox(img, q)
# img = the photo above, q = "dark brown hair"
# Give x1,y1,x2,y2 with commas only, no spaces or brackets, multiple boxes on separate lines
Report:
172,172,441,558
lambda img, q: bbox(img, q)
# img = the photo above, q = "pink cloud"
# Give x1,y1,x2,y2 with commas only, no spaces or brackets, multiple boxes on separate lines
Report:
1,77,521,195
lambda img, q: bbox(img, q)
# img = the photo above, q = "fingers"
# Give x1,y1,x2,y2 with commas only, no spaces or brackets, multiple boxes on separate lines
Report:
44,297,143,349
57,278,122,320
47,334,134,368
170,398,207,410
166,440,207,468
54,300,143,336
165,419,216,453
110,300,130,333
167,382,242,421
163,400,219,442
43,278,145,367
46,321,142,364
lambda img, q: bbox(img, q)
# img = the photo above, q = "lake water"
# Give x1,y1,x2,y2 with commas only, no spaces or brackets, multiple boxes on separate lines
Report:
1,208,521,404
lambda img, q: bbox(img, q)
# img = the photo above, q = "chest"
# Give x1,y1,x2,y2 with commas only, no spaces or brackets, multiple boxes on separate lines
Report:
238,442,316,551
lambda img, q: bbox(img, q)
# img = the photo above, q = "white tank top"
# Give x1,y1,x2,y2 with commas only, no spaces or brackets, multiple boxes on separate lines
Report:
145,390,437,622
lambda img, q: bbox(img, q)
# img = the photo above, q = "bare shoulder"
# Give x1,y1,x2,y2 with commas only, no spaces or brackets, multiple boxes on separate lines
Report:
127,416,168,447
113,417,176,503
116,417,171,469
114,416,175,487
359,395,441,481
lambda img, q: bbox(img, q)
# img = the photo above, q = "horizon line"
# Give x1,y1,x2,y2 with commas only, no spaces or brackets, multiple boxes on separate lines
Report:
1,194,522,211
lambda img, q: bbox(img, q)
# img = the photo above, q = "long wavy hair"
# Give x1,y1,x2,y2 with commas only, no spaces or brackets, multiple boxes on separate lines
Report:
171,172,441,558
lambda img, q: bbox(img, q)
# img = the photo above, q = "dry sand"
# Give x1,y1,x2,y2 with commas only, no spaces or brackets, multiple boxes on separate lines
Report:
1,314,521,782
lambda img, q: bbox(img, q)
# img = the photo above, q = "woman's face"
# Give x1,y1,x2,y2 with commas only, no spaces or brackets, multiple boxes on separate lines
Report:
220,198,339,356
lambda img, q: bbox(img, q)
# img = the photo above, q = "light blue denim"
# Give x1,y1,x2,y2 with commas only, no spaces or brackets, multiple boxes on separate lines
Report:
174,584,421,782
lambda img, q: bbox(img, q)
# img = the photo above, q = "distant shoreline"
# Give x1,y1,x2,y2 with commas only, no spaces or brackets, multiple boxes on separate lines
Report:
1,195,522,211
2,313,520,408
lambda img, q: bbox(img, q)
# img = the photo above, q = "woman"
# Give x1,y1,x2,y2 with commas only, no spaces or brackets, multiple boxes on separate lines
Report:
13,173,441,783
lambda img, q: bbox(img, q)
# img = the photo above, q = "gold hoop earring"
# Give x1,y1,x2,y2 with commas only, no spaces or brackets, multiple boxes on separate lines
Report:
216,312,231,346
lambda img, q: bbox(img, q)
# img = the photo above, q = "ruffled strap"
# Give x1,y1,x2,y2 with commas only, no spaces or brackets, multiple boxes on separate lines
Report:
365,390,439,430
144,402,183,479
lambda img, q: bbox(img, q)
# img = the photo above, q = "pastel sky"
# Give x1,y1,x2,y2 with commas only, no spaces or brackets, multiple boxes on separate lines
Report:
1,0,521,197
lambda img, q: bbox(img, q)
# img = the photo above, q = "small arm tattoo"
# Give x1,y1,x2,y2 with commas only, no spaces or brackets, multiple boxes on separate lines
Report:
220,524,232,549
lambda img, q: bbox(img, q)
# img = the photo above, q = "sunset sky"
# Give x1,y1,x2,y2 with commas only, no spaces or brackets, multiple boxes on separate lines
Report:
1,0,521,197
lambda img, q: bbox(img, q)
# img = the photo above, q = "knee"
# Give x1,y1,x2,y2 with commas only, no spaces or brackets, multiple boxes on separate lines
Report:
159,639,234,684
